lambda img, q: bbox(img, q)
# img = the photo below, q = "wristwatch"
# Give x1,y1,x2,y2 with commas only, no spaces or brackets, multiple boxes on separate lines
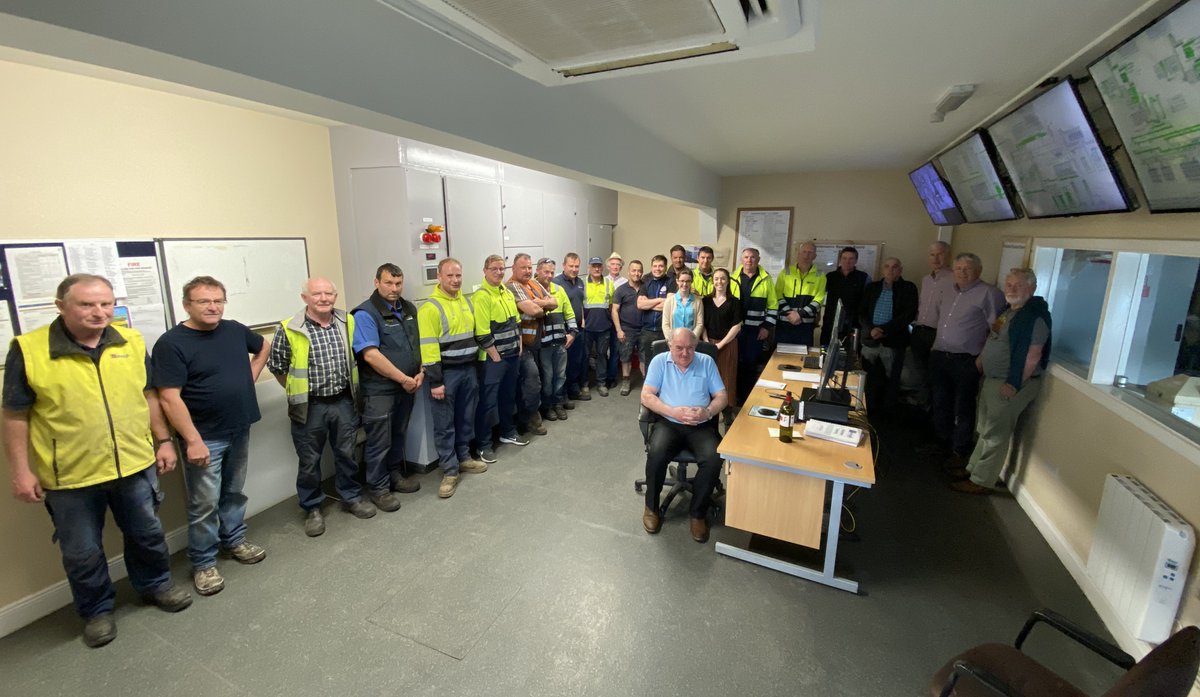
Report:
154,438,174,447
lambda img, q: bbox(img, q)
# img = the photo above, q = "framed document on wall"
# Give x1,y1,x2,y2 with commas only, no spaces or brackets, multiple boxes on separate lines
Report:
734,208,794,277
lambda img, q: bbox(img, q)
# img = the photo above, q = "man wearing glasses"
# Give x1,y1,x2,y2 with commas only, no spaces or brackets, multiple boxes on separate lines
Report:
153,276,270,597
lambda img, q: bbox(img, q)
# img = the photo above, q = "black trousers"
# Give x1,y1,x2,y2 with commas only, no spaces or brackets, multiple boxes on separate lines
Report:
644,419,723,518
910,325,937,403
929,350,981,456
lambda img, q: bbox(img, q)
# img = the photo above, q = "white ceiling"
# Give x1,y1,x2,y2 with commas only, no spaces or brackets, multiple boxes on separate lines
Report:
0,0,1176,201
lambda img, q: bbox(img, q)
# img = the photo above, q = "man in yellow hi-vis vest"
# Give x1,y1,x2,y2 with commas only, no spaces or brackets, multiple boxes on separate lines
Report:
268,277,371,538
4,274,192,648
418,258,488,499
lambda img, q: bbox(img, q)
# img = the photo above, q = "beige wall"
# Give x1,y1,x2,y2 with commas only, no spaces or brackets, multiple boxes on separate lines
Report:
0,58,341,610
718,170,938,278
613,191,702,267
956,207,1200,636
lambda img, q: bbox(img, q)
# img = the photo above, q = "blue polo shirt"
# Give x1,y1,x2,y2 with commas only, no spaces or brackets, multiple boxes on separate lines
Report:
644,350,725,424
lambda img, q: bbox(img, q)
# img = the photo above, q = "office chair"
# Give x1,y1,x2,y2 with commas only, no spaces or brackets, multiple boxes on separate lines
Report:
930,608,1200,697
632,338,725,520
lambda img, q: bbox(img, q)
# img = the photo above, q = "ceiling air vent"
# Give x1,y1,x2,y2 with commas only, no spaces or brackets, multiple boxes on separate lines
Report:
376,0,815,85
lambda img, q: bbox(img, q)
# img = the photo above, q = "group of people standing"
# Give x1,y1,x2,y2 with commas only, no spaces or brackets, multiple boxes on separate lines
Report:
3,237,1051,649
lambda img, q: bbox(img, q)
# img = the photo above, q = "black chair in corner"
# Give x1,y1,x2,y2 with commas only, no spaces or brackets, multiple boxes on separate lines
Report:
633,338,725,520
930,608,1200,697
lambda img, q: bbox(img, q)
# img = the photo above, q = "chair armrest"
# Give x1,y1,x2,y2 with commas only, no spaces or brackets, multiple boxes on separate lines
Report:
1014,609,1135,670
937,661,1025,697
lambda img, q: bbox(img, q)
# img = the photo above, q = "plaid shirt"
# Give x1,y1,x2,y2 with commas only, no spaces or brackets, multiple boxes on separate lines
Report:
268,315,350,397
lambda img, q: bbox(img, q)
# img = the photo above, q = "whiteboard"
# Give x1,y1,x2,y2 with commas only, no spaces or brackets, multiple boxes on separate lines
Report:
735,208,794,277
158,238,309,329
813,240,882,279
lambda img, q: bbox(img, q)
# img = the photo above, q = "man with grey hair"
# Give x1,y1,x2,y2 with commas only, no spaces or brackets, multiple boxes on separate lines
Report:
928,253,1005,469
269,277,373,537
640,327,728,543
911,240,954,406
952,269,1051,494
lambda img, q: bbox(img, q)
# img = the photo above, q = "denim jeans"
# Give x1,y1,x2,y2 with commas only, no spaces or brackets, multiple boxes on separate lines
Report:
291,395,362,510
430,365,478,475
540,343,568,407
607,330,621,384
361,391,415,494
644,420,723,518
517,346,542,419
565,331,587,397
586,329,611,386
43,467,173,619
183,429,250,570
475,354,520,450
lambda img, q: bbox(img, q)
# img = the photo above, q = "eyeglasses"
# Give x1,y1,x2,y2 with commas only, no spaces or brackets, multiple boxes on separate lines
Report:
188,299,227,307
486,266,506,272
537,258,554,266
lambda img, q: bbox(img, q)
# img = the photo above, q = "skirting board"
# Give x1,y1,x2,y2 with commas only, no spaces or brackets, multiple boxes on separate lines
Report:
1011,481,1154,659
0,524,189,639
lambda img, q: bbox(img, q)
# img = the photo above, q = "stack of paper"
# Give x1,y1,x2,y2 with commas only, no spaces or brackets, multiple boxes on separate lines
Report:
776,343,809,355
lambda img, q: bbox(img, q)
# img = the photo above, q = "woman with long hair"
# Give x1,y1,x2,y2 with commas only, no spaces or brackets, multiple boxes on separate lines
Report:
702,267,742,427
661,268,704,337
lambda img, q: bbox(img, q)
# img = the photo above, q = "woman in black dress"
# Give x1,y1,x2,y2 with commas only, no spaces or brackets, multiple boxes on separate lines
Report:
702,267,742,427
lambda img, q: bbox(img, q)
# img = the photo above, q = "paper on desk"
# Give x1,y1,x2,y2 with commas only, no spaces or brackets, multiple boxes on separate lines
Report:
775,343,808,355
781,371,820,383
767,427,803,439
755,379,787,390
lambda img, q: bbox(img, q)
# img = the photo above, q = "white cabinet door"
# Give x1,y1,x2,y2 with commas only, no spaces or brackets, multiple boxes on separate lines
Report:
501,186,544,249
446,176,503,293
588,224,614,263
542,192,578,266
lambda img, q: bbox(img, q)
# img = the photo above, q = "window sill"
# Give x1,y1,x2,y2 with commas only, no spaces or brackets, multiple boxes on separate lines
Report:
1049,363,1200,468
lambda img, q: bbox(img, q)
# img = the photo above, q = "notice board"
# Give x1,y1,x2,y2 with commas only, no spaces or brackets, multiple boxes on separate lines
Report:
158,237,309,329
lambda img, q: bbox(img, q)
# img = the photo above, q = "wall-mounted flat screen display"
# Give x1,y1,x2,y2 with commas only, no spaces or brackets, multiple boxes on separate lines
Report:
908,162,966,225
935,132,1021,222
987,80,1133,218
1088,0,1200,213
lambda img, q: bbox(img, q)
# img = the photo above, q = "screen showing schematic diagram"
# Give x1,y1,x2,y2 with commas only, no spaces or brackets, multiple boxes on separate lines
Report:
908,162,966,225
988,80,1131,218
936,132,1021,222
1089,0,1200,212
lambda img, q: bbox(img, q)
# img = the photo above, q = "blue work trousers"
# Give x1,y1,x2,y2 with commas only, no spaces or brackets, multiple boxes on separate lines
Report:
182,429,250,570
516,346,542,419
43,467,173,619
291,395,362,510
475,354,520,450
586,329,611,386
362,390,415,495
430,365,478,475
565,333,587,397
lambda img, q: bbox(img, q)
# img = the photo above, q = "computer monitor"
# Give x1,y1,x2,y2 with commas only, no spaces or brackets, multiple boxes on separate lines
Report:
817,300,844,401
800,300,852,423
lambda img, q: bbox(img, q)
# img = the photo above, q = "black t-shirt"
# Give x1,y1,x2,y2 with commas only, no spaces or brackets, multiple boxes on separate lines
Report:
152,320,264,438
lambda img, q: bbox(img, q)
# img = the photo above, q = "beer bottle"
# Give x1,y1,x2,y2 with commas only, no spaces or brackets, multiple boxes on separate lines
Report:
779,391,796,443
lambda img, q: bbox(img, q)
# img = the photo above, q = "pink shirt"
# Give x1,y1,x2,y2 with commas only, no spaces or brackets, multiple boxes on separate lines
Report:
916,267,954,328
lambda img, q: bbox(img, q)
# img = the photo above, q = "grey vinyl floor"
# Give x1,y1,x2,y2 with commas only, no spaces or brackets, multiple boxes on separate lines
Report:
1,392,1126,697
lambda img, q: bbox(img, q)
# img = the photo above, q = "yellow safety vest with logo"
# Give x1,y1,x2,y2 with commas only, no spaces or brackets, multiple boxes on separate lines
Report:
692,270,715,298
583,277,614,331
17,322,154,490
418,285,481,385
472,281,521,358
775,264,827,321
279,308,358,423
542,282,578,346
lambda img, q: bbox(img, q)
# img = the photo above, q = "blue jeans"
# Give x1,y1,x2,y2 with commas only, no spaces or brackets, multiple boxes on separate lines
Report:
607,330,620,384
475,354,520,450
430,365,478,475
362,391,415,494
586,329,611,386
565,333,587,397
516,347,542,419
540,343,568,407
183,429,250,570
43,467,173,619
291,396,362,510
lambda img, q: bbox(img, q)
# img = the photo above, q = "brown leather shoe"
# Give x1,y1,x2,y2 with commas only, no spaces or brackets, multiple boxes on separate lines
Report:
950,480,992,495
689,517,710,543
642,506,662,534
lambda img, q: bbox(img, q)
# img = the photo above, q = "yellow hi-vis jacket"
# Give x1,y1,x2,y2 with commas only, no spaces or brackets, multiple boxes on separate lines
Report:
17,321,154,490
730,267,778,329
472,281,521,359
418,285,481,386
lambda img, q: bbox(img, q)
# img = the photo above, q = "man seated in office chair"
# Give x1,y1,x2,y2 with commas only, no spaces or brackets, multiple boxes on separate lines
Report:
640,327,728,543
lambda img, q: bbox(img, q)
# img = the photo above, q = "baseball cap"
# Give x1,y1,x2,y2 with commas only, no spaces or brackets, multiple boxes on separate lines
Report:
588,256,603,265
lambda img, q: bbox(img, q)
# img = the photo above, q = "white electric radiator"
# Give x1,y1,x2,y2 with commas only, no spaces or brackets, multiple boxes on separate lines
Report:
1086,474,1194,643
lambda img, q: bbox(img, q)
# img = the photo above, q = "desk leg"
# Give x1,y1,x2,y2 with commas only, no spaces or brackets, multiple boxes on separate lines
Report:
715,481,859,594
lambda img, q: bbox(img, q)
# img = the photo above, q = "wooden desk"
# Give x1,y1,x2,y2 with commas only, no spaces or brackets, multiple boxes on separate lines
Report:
716,351,875,593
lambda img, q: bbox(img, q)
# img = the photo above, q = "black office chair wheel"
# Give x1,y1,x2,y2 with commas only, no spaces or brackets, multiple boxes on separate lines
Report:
634,481,644,493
